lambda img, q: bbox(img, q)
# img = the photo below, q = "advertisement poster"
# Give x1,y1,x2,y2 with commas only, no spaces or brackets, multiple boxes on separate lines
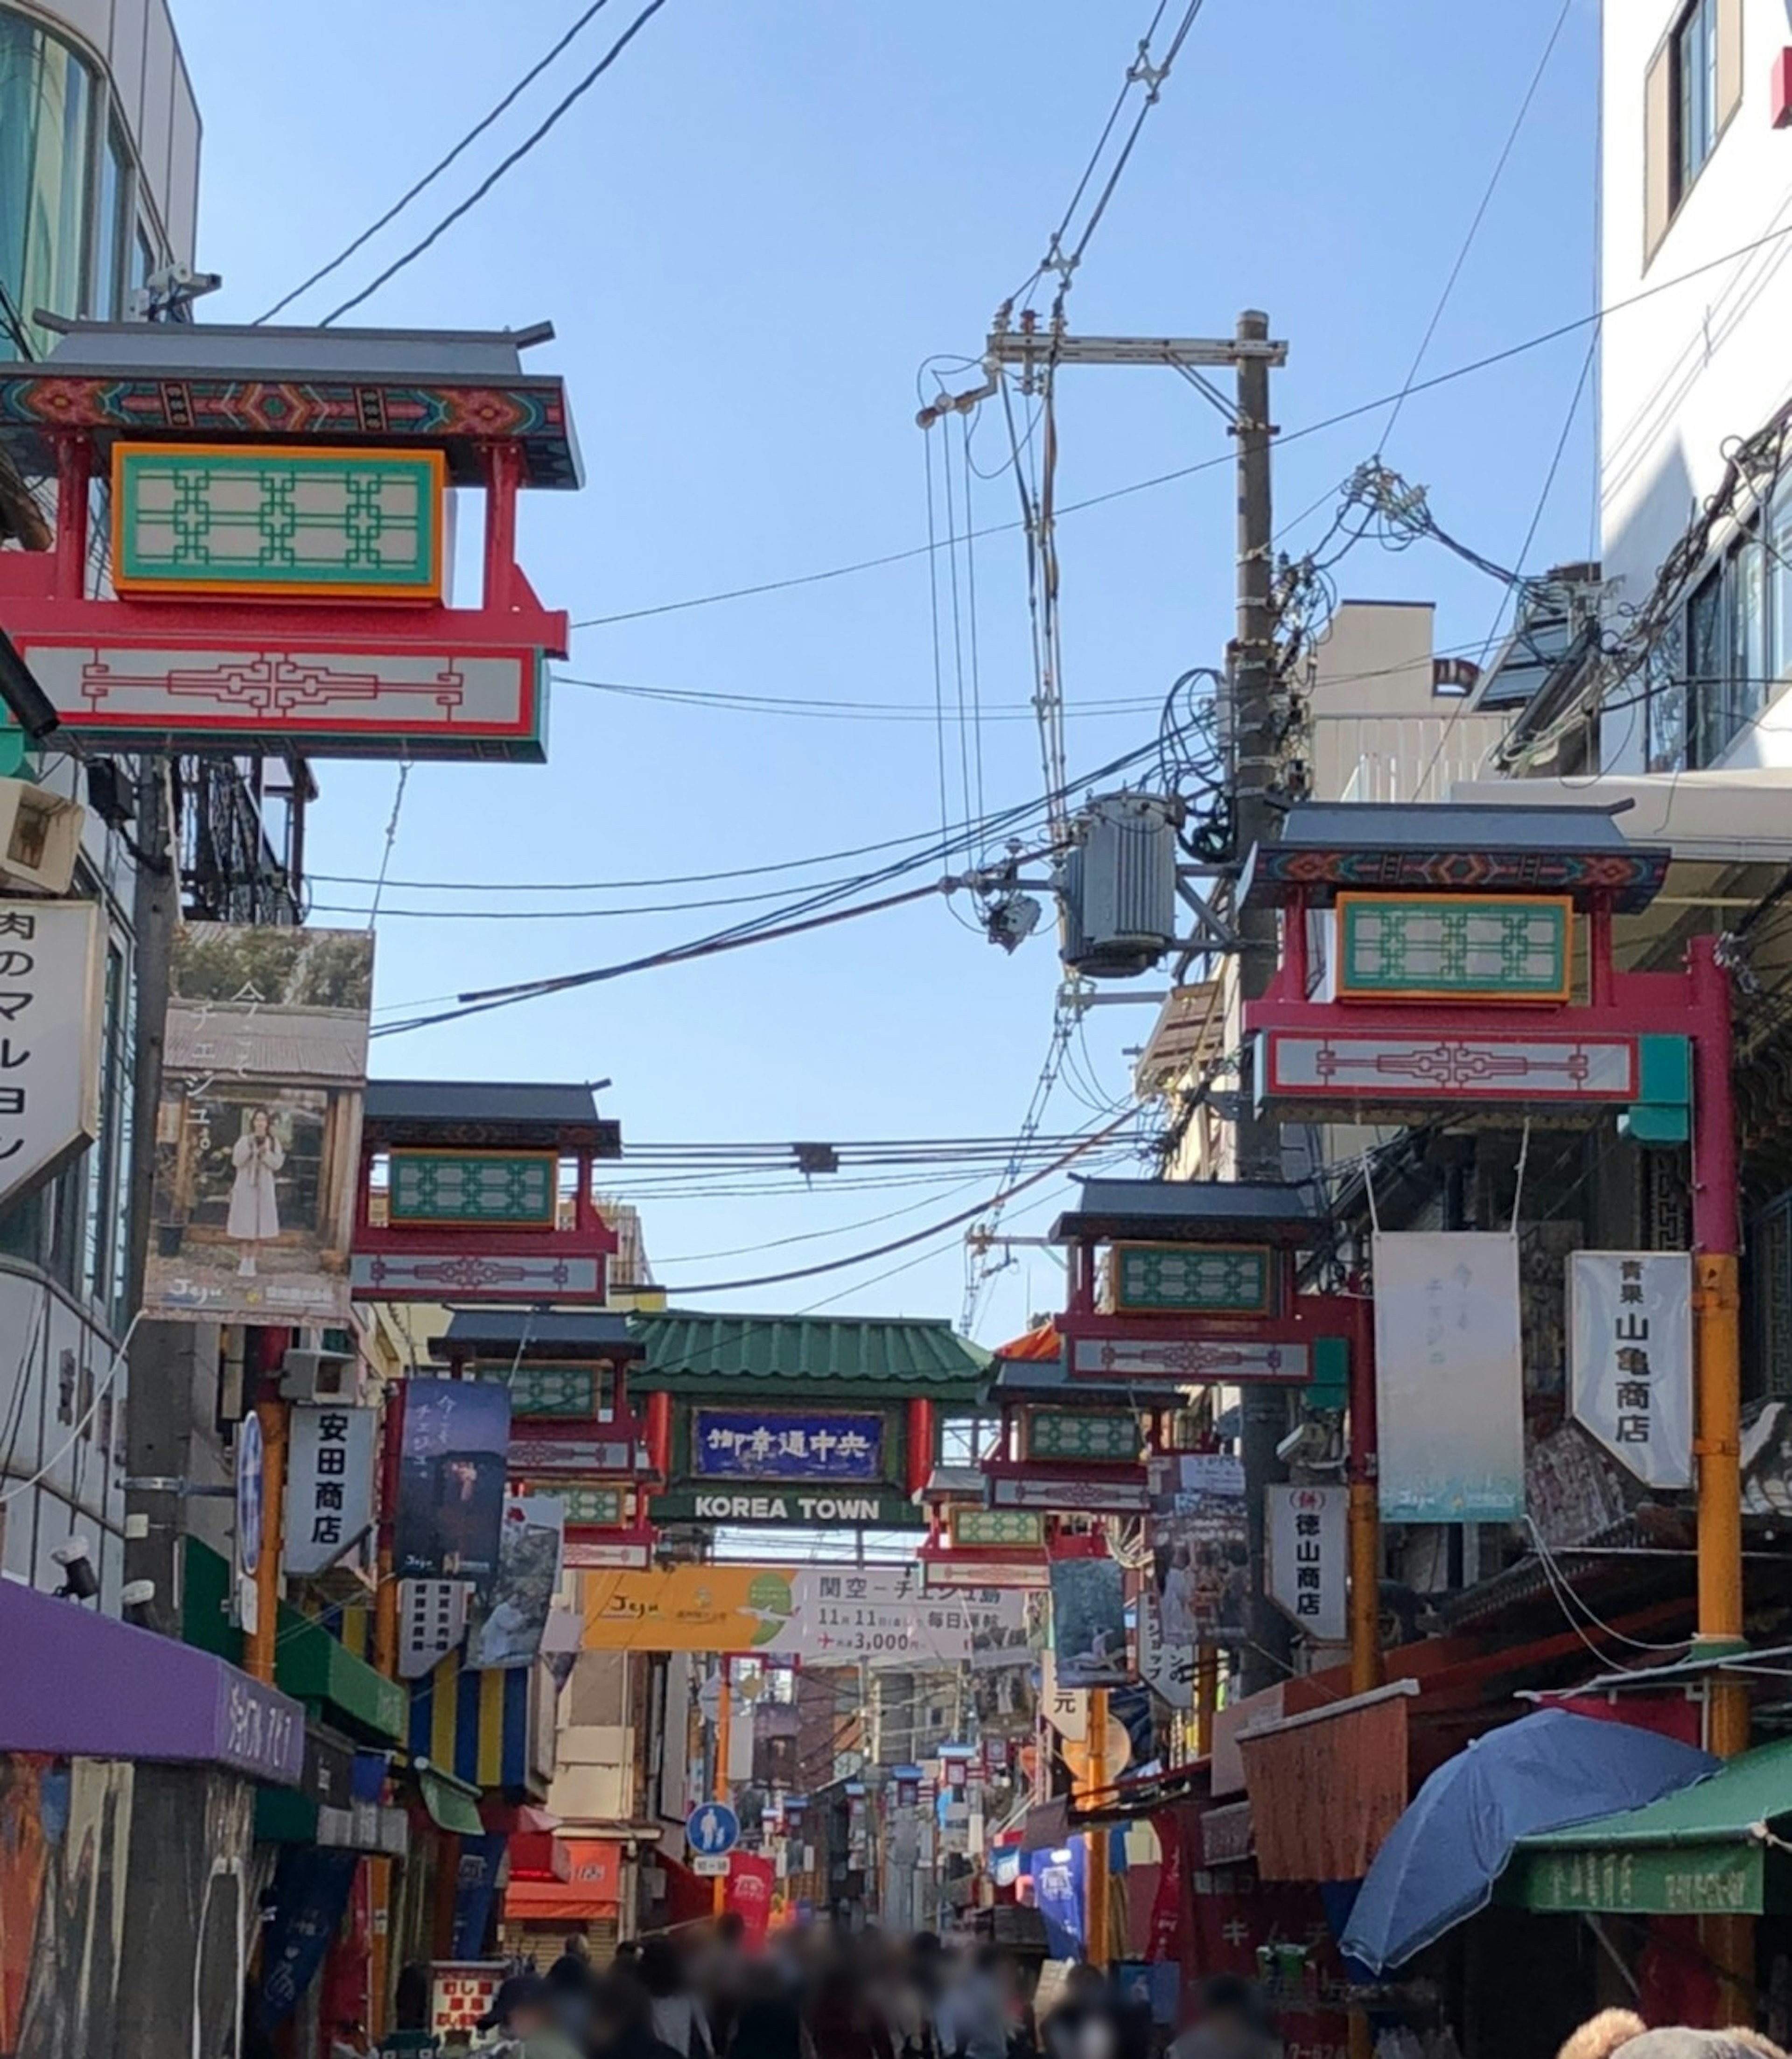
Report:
468,1495,566,1669
1148,1452,1248,1649
1048,1556,1130,1689
1569,1251,1694,1490
692,1408,884,1482
583,1565,1022,1662
146,924,372,1324
1373,1231,1525,1522
392,1380,511,1588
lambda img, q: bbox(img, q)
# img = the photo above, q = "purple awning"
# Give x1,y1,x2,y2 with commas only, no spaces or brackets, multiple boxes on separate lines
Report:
0,1578,305,1785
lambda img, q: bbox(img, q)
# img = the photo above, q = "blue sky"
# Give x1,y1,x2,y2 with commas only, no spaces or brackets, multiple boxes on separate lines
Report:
171,0,1601,1341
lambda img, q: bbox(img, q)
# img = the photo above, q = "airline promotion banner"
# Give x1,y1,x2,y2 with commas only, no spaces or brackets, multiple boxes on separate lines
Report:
583,1565,1024,1662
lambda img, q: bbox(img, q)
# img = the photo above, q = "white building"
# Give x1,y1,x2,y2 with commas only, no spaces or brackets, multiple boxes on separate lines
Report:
0,0,198,1602
1597,0,1792,774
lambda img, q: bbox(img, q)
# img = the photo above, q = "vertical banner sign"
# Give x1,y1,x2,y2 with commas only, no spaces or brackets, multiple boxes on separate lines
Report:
399,1577,471,1679
1266,1484,1348,1642
393,1380,511,1589
145,924,373,1324
1568,1252,1694,1490
0,900,103,1212
1372,1231,1525,1523
468,1495,567,1669
1049,1556,1131,1689
283,1406,378,1575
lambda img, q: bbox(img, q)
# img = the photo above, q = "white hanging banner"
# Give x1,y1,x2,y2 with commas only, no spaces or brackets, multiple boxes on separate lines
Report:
399,1577,470,1680
1372,1231,1525,1524
1568,1251,1694,1490
1265,1483,1348,1643
0,899,102,1212
283,1405,378,1575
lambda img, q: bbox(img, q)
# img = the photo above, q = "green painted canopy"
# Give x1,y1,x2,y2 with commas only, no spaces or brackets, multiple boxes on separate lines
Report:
1502,1737,1792,1918
628,1311,990,1401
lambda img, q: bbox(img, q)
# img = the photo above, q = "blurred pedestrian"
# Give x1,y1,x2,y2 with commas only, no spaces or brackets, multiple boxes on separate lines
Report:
475,1972,584,2059
1166,1977,1275,2059
641,1937,714,2059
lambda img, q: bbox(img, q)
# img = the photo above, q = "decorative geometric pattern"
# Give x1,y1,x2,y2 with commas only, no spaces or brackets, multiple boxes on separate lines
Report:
523,1482,624,1527
15,633,546,762
389,1150,559,1226
1024,1409,1141,1462
1337,894,1571,1002
508,1365,602,1418
1250,844,1668,915
947,1507,1043,1548
0,372,579,488
988,1470,1153,1513
1112,1241,1273,1316
350,1251,604,1302
113,445,444,598
1068,1335,1310,1384
1261,1029,1638,1104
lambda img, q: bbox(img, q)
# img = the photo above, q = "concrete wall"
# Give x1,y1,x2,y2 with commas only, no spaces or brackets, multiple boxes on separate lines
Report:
1600,0,1792,770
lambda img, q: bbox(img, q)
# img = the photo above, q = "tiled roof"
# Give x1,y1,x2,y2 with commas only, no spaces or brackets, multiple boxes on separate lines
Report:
629,1311,989,1397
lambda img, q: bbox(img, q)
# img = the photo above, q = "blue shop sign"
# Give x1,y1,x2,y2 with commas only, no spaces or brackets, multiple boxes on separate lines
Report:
692,1409,884,1483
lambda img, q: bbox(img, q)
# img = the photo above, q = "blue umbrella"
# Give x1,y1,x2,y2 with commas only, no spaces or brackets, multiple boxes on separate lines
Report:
1340,1709,1716,1971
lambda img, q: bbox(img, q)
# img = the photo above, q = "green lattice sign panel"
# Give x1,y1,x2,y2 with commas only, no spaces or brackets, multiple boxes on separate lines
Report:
1025,1409,1140,1463
522,1481,624,1527
388,1150,559,1226
112,442,446,598
949,1507,1043,1548
1336,893,1573,1003
1112,1242,1274,1316
508,1365,603,1418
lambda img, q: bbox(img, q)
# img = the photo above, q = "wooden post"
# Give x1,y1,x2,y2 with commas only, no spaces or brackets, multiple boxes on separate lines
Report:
243,1397,287,1683
713,1657,732,1918
1084,1688,1109,1968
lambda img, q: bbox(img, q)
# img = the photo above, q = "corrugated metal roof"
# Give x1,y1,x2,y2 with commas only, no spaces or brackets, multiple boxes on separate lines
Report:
1050,1178,1323,1244
629,1311,990,1394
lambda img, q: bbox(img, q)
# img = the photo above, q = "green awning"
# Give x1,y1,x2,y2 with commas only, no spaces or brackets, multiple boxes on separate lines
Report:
1502,1737,1792,1918
629,1311,990,1400
418,1764,485,1837
277,1614,407,1744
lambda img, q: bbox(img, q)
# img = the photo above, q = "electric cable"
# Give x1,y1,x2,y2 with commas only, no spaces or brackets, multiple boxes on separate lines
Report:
318,0,671,327
570,218,1792,632
256,0,622,323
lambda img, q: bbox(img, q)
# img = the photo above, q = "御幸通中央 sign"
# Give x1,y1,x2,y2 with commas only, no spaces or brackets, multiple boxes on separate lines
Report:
284,1405,378,1576
112,443,446,600
692,1408,884,1483
1266,1482,1347,1643
1335,893,1573,1003
0,900,103,1214
1111,1241,1274,1316
1569,1251,1693,1491
387,1149,558,1227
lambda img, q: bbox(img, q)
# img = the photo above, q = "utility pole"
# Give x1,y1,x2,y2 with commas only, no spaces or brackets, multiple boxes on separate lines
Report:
1228,310,1294,1695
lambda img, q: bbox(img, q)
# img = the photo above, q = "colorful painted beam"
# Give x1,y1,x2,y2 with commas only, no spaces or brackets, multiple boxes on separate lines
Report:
349,1248,607,1301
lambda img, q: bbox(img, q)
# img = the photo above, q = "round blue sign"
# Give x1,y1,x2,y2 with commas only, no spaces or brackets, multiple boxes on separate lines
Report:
237,1413,265,1579
686,1801,740,1857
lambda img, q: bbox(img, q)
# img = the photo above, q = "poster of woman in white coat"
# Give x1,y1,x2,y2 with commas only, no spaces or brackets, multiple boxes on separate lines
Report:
228,1107,286,1276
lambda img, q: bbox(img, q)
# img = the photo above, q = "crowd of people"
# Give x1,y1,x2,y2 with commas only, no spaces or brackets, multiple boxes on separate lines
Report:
462,1923,1280,2059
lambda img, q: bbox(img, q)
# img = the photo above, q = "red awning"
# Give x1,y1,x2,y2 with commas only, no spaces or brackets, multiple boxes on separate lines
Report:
503,1839,621,1921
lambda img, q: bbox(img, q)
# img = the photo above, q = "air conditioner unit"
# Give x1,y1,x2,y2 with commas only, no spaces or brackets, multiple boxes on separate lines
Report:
0,779,85,895
278,1346,358,1403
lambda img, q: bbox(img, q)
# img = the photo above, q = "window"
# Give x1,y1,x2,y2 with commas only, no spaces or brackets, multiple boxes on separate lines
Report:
1645,0,1742,259
1677,0,1719,196
90,122,131,320
936,1413,999,1468
0,9,96,352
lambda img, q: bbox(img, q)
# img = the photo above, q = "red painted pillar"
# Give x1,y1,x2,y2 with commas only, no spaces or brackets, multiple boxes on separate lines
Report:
907,1399,935,1496
53,434,90,601
644,1390,673,1478
481,441,523,611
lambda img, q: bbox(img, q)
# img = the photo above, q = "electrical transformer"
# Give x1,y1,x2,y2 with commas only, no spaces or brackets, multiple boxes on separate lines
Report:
1057,791,1181,979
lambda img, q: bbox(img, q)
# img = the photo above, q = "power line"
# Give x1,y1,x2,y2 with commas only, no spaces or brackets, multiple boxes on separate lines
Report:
1378,0,1575,452
318,0,671,327
257,0,622,323
571,217,1792,632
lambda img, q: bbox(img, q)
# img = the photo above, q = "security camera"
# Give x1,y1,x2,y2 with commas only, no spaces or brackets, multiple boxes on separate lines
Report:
120,1578,155,1609
51,1537,99,1602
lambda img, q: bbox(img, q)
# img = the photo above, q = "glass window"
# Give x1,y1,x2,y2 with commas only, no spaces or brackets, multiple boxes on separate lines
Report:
91,120,130,320
1687,564,1727,767
1676,0,1719,200
936,1413,999,1467
1733,532,1767,733
1769,483,1792,686
0,12,96,354
1645,616,1687,774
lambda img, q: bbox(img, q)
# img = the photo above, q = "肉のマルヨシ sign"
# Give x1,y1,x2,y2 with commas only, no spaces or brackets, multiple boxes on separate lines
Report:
0,899,103,1214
